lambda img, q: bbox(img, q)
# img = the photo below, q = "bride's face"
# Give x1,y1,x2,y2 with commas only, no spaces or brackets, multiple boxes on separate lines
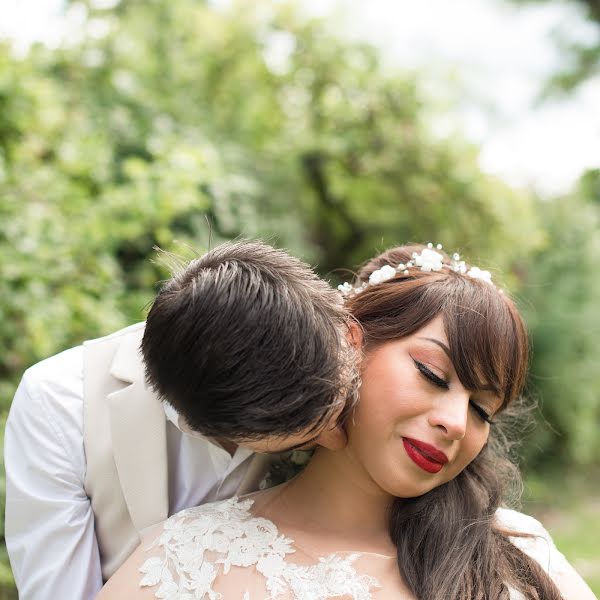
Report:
345,314,501,498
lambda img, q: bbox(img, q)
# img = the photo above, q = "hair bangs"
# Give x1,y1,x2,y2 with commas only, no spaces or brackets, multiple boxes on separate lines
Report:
350,244,529,410
439,276,528,408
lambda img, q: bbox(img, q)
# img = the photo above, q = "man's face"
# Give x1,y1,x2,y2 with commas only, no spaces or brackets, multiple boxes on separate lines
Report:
178,402,347,455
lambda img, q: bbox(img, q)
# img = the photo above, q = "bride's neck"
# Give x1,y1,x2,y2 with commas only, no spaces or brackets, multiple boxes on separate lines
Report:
262,447,393,541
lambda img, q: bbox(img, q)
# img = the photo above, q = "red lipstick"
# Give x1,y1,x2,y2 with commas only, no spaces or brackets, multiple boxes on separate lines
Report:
402,437,449,474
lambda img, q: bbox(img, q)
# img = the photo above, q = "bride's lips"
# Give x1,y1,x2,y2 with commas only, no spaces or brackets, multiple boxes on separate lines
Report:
402,437,449,474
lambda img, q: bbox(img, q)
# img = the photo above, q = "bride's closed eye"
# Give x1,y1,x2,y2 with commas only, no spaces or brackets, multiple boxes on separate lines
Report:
412,358,449,390
412,358,493,424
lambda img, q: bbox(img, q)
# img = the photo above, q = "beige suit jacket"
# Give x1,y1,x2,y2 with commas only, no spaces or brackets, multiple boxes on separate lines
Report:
82,323,272,581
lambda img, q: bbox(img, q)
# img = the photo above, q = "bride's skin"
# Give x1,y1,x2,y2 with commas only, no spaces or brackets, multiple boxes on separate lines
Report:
251,314,496,554
99,313,597,599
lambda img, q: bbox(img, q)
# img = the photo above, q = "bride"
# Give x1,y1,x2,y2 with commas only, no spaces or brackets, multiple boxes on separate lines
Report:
99,244,596,600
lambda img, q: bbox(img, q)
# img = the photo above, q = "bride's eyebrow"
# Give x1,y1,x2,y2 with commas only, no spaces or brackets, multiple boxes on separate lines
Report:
416,337,451,358
418,336,496,394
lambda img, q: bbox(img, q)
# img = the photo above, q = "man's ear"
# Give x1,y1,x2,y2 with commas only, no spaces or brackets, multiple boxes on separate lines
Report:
313,424,347,451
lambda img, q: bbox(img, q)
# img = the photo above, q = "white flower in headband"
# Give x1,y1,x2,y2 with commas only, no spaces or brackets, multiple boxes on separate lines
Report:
413,247,444,272
466,266,493,285
337,242,496,297
368,264,396,284
451,252,467,274
338,282,354,295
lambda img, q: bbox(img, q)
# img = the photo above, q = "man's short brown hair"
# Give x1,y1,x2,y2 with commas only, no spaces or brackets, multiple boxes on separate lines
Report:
141,240,356,441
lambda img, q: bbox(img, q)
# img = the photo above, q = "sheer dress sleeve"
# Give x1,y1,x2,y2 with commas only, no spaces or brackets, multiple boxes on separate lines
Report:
137,497,381,600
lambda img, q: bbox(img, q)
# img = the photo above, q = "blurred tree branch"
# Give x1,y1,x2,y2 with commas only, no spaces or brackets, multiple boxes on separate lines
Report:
301,151,364,273
512,0,600,92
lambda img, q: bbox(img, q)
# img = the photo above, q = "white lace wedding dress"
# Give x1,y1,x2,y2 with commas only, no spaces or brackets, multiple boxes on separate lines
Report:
137,496,570,600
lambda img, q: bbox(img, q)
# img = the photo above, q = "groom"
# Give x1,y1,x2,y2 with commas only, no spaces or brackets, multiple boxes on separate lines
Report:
4,240,356,600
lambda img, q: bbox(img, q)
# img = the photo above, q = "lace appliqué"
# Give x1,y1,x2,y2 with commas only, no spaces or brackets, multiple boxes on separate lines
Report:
139,497,380,600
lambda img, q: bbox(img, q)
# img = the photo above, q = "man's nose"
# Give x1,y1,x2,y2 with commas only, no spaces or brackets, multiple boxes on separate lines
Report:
427,390,470,440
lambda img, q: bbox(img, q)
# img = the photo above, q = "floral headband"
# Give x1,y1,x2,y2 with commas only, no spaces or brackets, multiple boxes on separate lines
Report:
338,243,494,297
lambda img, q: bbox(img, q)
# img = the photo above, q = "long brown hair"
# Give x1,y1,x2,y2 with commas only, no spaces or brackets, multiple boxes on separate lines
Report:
346,245,563,600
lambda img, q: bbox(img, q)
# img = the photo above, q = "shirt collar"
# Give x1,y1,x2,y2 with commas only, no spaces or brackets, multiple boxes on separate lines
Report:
161,402,255,463
163,401,206,439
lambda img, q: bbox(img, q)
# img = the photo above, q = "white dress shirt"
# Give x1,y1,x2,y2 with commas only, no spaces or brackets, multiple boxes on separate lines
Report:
4,344,256,600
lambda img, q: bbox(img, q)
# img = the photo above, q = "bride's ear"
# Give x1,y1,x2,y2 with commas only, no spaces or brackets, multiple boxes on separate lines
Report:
313,321,362,452
313,320,363,452
347,320,363,349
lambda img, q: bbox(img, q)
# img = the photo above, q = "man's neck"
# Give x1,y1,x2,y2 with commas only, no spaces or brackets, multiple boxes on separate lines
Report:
213,438,238,457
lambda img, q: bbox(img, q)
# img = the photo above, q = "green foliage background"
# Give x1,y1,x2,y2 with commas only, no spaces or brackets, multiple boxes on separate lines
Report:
1,0,599,593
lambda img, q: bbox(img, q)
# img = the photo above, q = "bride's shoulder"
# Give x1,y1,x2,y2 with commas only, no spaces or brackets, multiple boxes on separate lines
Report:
101,495,300,600
495,507,556,539
99,494,386,600
495,506,569,574
159,494,258,529
495,507,597,600
98,497,271,599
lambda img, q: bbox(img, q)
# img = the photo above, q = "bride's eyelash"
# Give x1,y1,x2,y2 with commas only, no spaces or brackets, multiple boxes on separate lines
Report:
469,402,493,424
413,359,449,389
412,359,493,424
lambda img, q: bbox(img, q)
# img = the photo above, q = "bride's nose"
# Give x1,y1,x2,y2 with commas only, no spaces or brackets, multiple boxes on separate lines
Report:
427,390,470,440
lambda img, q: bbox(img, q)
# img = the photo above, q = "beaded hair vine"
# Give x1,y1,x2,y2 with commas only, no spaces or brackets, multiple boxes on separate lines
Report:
337,243,494,298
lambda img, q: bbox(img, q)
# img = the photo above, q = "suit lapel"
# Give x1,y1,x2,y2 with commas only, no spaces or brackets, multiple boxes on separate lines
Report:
107,327,169,533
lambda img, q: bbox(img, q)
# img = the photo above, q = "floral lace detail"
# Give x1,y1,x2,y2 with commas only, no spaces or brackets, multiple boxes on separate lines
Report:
139,497,380,600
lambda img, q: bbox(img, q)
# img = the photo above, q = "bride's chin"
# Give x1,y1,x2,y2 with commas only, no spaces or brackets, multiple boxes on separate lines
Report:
373,468,447,499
